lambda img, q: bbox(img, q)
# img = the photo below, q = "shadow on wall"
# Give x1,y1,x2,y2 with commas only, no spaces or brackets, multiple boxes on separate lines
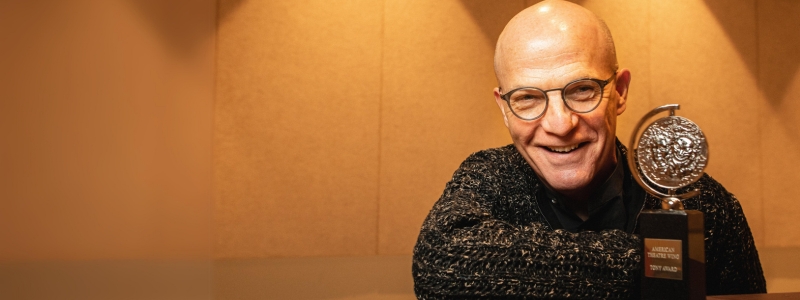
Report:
125,0,246,57
457,0,589,50
704,0,800,106
701,0,760,85
457,0,521,47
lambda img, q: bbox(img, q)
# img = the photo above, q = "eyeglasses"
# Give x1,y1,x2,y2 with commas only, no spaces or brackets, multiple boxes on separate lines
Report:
499,72,616,121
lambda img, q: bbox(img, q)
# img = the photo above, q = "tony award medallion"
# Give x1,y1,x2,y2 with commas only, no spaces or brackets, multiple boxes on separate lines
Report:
628,104,707,300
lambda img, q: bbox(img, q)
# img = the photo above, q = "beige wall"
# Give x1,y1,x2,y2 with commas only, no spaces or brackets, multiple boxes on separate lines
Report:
758,0,800,249
0,0,216,261
214,0,383,258
0,1,217,298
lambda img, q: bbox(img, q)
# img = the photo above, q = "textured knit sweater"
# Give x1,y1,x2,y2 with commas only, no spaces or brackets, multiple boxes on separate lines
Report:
412,143,766,299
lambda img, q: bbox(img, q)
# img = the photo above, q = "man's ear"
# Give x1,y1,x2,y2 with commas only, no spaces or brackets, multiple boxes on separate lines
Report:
614,69,631,115
494,87,510,127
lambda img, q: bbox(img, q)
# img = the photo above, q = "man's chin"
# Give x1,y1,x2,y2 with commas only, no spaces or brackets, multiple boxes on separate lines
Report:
540,172,592,194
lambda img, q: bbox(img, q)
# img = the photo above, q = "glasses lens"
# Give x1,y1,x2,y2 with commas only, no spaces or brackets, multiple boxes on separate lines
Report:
564,80,602,112
508,88,547,120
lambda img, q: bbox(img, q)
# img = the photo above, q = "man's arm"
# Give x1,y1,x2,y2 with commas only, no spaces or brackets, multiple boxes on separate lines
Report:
412,151,642,299
695,175,767,295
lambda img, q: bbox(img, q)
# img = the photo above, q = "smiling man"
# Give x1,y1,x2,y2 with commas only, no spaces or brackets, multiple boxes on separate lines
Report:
412,1,765,299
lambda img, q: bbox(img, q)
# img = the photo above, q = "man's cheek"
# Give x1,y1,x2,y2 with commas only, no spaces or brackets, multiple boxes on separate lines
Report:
520,122,539,140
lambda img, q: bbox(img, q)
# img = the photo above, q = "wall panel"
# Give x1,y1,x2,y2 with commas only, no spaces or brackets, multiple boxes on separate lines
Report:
213,0,383,258
0,0,215,261
377,0,519,255
758,0,800,248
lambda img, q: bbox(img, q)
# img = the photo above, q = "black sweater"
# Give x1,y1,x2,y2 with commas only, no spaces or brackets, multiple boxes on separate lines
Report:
413,143,766,299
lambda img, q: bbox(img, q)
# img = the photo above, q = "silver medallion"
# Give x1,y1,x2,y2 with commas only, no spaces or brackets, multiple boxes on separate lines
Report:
627,104,709,210
636,116,708,189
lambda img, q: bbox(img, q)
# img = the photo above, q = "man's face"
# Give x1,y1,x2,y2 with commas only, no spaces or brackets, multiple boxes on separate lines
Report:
493,46,629,196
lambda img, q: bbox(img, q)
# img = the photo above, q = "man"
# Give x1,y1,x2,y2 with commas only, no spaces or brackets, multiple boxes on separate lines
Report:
412,1,766,299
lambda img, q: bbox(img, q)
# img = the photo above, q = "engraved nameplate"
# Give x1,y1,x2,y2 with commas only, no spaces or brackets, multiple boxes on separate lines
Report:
644,238,683,280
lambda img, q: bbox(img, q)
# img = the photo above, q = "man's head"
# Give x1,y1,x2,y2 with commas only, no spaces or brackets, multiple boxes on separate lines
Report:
493,0,631,200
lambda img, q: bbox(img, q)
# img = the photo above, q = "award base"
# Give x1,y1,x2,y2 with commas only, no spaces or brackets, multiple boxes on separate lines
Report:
639,209,705,300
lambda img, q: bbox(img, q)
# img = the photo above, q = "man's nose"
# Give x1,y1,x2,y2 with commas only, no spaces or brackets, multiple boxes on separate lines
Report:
540,91,577,136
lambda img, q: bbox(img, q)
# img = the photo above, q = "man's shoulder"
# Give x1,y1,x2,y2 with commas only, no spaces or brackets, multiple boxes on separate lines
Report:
682,173,739,210
463,144,518,161
446,144,537,189
454,144,528,176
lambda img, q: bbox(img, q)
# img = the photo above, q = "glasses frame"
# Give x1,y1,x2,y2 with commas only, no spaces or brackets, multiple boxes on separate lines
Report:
499,72,617,121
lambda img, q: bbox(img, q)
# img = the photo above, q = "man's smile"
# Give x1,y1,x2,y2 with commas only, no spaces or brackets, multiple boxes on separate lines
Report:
542,142,587,154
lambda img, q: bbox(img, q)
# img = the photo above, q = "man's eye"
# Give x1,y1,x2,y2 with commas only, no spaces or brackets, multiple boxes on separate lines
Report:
512,93,545,102
566,83,598,100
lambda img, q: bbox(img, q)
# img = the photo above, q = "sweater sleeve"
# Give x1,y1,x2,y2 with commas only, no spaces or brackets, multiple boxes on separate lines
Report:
696,176,767,295
412,151,643,300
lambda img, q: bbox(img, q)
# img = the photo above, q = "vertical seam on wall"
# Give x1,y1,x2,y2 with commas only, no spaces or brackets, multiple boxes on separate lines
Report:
647,0,652,110
211,0,222,260
754,0,765,247
376,0,385,255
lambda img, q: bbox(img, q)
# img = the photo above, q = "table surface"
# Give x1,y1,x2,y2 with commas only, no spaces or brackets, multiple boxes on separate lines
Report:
708,293,800,299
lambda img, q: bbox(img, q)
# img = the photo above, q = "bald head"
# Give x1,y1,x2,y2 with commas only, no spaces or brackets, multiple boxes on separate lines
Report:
494,0,617,86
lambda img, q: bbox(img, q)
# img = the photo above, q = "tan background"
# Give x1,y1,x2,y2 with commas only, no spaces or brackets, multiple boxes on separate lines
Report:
0,0,216,262
1,0,799,299
0,0,217,299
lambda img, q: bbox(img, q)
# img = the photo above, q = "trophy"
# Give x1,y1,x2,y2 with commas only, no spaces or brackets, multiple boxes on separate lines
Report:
627,104,708,300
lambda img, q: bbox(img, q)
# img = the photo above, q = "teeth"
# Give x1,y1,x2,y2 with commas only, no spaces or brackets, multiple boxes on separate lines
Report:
548,144,579,153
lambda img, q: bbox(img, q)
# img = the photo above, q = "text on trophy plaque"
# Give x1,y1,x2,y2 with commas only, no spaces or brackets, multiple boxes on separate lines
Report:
644,238,683,280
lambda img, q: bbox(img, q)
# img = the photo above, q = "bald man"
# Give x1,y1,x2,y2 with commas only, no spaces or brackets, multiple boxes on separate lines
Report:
413,1,765,299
